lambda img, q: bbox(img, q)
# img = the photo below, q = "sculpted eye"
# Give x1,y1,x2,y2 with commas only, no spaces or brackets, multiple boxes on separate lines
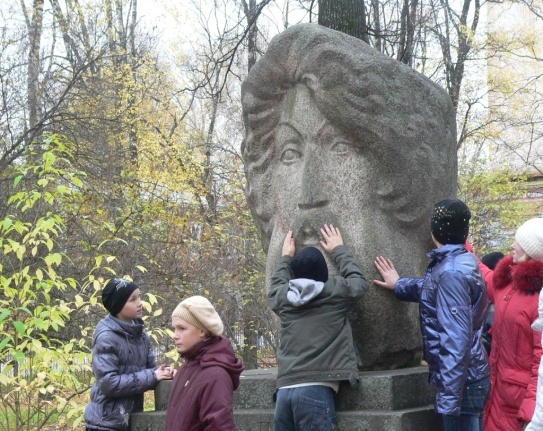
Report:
280,148,302,163
330,141,352,155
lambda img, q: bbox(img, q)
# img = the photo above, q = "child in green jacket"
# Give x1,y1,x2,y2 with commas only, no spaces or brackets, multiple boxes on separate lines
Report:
269,224,369,431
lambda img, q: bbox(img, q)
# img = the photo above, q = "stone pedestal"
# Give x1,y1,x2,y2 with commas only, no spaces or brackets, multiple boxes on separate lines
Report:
131,366,444,431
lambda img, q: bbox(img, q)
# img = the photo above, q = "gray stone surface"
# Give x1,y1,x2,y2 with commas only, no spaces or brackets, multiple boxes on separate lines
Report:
241,23,457,370
131,411,165,431
153,380,172,411
232,407,443,431
131,367,443,431
131,408,442,431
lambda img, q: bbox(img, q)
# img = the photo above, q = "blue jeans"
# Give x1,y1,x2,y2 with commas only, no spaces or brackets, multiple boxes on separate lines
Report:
274,385,337,431
442,377,491,431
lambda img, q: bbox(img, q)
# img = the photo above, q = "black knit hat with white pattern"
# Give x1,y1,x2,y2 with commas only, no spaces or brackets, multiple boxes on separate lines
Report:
101,278,139,316
431,199,471,245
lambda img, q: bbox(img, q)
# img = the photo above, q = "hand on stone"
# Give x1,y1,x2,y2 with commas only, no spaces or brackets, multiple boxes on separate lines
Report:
373,256,399,291
282,230,295,257
320,224,343,253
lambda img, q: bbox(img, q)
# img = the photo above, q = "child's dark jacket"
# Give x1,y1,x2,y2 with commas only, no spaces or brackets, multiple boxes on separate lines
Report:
84,314,158,430
268,245,369,388
395,244,490,416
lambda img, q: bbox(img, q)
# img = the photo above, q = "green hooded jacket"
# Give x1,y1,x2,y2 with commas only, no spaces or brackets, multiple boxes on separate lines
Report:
269,245,369,388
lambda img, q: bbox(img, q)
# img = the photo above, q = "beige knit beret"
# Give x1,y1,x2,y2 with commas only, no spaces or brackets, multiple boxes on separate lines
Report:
172,295,224,337
515,218,543,262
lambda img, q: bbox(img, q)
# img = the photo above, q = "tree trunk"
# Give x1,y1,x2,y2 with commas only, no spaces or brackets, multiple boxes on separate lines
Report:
318,0,369,42
432,0,480,119
246,0,258,71
397,0,419,65
26,0,45,132
371,0,382,52
128,0,139,162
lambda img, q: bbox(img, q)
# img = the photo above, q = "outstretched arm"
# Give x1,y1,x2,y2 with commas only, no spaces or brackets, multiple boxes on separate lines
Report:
324,225,368,300
269,230,295,312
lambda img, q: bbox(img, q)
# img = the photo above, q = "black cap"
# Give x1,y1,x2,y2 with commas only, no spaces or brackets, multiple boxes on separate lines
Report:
101,278,139,316
290,247,328,283
481,251,505,270
431,199,471,245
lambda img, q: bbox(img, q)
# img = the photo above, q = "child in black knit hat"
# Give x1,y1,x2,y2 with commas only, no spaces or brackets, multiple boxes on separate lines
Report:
374,198,490,431
84,278,172,431
268,224,369,431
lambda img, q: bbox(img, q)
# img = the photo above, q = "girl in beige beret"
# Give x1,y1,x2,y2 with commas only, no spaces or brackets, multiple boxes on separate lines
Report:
165,296,244,431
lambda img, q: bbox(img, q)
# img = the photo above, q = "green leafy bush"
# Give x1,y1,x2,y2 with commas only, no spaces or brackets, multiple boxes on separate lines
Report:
0,136,114,430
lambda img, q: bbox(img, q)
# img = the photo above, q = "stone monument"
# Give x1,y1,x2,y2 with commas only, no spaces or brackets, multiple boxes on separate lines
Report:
130,23,455,431
241,23,457,369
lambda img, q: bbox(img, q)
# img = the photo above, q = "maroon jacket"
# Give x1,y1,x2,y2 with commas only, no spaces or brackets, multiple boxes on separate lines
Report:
165,336,244,431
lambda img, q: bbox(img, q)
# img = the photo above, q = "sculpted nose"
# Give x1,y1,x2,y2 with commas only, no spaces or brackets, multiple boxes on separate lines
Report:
297,151,329,210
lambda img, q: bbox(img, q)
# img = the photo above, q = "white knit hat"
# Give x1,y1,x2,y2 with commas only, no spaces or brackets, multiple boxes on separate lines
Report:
515,218,543,262
172,295,224,336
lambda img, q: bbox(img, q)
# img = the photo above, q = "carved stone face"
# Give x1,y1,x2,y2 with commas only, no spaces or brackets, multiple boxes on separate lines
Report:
267,83,372,274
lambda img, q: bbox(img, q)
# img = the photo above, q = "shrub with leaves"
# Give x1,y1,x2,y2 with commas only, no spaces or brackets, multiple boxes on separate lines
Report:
0,135,118,430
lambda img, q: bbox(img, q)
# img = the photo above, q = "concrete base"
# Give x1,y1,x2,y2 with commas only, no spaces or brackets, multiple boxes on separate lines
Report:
233,407,443,431
131,366,444,431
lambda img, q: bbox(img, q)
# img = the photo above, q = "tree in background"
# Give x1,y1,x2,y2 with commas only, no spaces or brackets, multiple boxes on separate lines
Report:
2,0,279,379
459,165,530,255
1,5,542,428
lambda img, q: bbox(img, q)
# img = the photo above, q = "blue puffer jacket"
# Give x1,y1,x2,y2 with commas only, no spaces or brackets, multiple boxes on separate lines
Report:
84,314,158,430
395,244,490,416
